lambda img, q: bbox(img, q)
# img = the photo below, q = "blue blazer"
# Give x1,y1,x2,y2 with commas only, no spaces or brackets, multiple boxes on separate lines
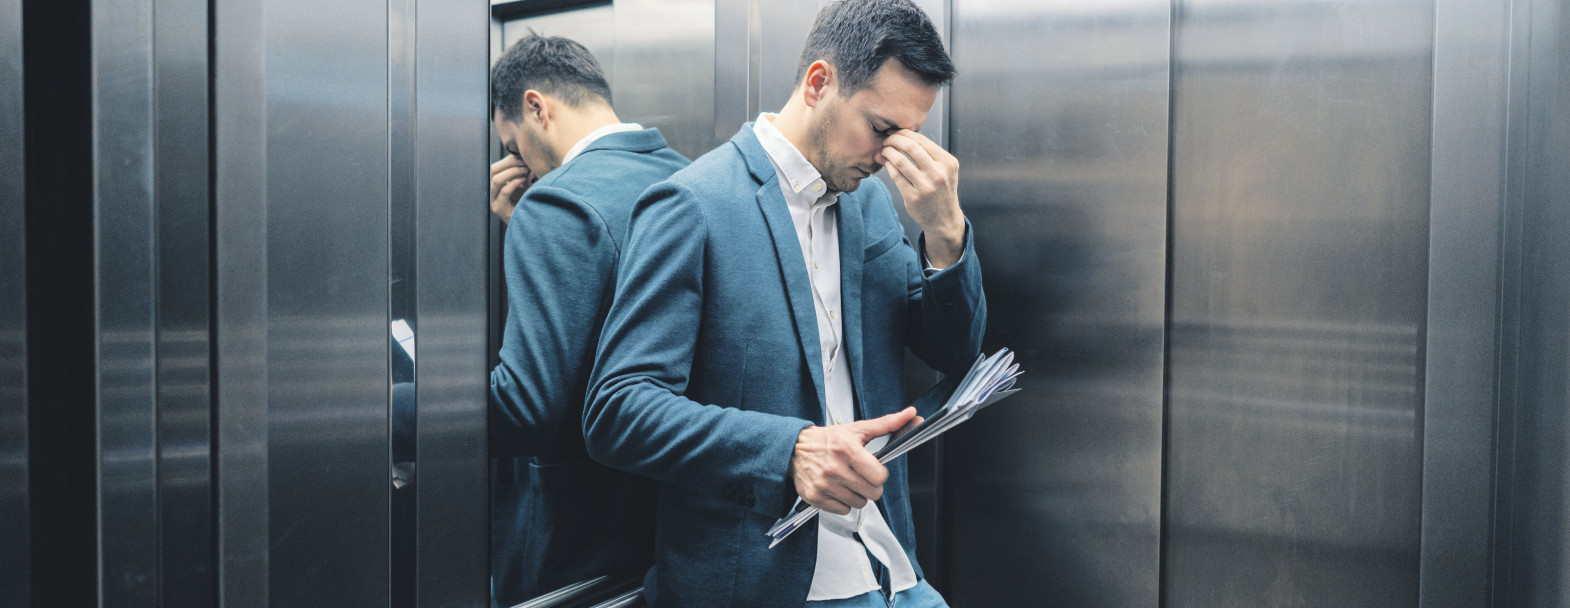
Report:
585,124,986,607
488,128,689,606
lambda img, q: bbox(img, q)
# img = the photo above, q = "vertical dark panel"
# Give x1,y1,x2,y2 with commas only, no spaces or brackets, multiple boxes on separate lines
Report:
214,0,271,604
1419,0,1509,605
1497,0,1570,605
153,0,214,605
1165,1,1433,607
388,0,419,605
0,0,29,602
264,0,392,605
91,0,161,604
415,0,491,604
24,0,97,605
945,1,1171,606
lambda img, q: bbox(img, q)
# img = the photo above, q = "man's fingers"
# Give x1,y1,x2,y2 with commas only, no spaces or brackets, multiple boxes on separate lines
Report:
813,495,854,517
883,131,938,168
498,178,527,201
882,148,930,194
844,447,889,492
490,155,520,175
893,415,923,440
849,407,917,441
491,166,524,187
901,129,954,166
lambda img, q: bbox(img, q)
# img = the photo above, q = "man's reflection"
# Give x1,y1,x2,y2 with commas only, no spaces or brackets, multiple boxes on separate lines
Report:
486,33,691,606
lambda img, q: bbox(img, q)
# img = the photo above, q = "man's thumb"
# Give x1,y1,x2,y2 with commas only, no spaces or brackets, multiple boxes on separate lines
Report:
852,407,916,440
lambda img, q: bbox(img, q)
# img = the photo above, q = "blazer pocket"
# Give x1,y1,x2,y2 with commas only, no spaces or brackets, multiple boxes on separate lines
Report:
863,227,905,262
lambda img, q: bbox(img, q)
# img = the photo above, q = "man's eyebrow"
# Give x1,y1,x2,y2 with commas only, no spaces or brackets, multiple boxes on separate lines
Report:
866,112,900,131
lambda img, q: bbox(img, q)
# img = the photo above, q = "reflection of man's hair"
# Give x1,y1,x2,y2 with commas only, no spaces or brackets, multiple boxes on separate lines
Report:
491,30,612,121
795,0,955,96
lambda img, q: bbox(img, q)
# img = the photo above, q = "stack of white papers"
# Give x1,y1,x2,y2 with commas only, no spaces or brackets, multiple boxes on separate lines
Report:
766,348,1024,548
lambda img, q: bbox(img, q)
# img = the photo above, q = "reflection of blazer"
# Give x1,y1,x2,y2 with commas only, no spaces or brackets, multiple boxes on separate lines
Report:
488,128,689,606
585,124,986,608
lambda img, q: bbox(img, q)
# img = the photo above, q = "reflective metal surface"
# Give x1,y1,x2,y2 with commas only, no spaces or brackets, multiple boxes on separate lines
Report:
1495,0,1570,605
501,5,614,65
265,0,393,604
1165,1,1433,606
0,0,27,602
415,0,491,604
92,0,161,604
944,1,1171,605
390,0,420,605
1419,0,1510,604
214,0,272,604
614,0,715,158
153,0,215,604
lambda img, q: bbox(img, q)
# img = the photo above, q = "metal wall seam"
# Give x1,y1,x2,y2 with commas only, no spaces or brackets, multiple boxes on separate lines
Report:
153,0,215,603
214,0,271,603
0,0,29,602
1419,0,1512,604
413,0,491,603
91,0,161,604
388,0,420,604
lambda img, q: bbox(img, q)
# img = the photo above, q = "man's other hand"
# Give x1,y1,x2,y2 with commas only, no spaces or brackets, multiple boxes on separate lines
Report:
490,154,531,223
788,407,923,516
881,129,965,268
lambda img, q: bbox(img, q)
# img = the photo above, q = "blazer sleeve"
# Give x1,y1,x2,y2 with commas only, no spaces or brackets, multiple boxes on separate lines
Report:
488,184,618,458
905,216,988,383
584,181,814,517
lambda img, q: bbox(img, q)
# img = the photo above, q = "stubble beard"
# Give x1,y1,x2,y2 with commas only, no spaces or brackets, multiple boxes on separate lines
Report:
808,105,862,194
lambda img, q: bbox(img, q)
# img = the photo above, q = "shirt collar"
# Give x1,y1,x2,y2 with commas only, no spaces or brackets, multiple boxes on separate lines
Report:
560,122,644,166
752,113,834,204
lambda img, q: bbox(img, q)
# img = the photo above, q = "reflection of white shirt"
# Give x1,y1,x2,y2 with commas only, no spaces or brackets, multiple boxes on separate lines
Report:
752,113,920,601
560,122,643,166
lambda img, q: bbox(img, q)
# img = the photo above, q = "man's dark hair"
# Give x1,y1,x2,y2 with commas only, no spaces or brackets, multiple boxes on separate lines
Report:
491,32,612,121
795,0,955,96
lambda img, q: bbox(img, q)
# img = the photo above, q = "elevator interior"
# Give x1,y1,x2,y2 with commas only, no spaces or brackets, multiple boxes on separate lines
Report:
5,0,1570,606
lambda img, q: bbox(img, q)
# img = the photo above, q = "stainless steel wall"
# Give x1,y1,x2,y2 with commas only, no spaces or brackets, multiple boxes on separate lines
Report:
0,0,28,603
943,1,1171,606
1165,1,1433,606
1494,0,1570,605
214,0,491,606
1420,0,1512,604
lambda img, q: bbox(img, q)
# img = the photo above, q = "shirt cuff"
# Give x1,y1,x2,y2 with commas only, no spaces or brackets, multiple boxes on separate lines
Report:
920,239,965,276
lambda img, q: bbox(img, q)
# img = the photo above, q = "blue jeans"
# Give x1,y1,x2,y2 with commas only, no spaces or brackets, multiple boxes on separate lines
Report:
804,580,949,608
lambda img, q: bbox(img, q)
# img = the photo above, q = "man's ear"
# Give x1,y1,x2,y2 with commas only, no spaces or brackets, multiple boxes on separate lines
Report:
522,90,551,128
801,60,834,109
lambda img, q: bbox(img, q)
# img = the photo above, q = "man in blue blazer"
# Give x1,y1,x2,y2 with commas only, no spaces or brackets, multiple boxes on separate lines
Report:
486,34,690,607
586,1,983,606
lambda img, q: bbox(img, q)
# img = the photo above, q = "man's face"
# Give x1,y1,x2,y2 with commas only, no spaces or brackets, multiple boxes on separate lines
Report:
492,108,556,185
806,60,939,193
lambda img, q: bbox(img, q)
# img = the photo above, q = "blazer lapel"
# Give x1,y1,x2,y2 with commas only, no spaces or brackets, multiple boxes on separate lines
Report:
755,178,827,421
836,191,868,421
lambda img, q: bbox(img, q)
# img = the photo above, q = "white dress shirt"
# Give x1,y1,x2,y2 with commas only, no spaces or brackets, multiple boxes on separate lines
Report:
753,114,920,601
559,122,643,166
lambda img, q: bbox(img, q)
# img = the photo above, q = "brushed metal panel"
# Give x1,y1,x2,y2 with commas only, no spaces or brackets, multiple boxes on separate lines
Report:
415,0,491,605
0,0,27,602
1419,0,1509,604
1165,1,1433,606
214,0,271,605
945,1,1170,606
264,0,391,604
501,4,614,66
1496,0,1570,604
614,0,715,157
153,0,215,604
91,0,161,604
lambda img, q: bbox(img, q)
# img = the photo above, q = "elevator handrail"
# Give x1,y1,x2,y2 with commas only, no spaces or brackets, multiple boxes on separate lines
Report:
508,575,645,608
